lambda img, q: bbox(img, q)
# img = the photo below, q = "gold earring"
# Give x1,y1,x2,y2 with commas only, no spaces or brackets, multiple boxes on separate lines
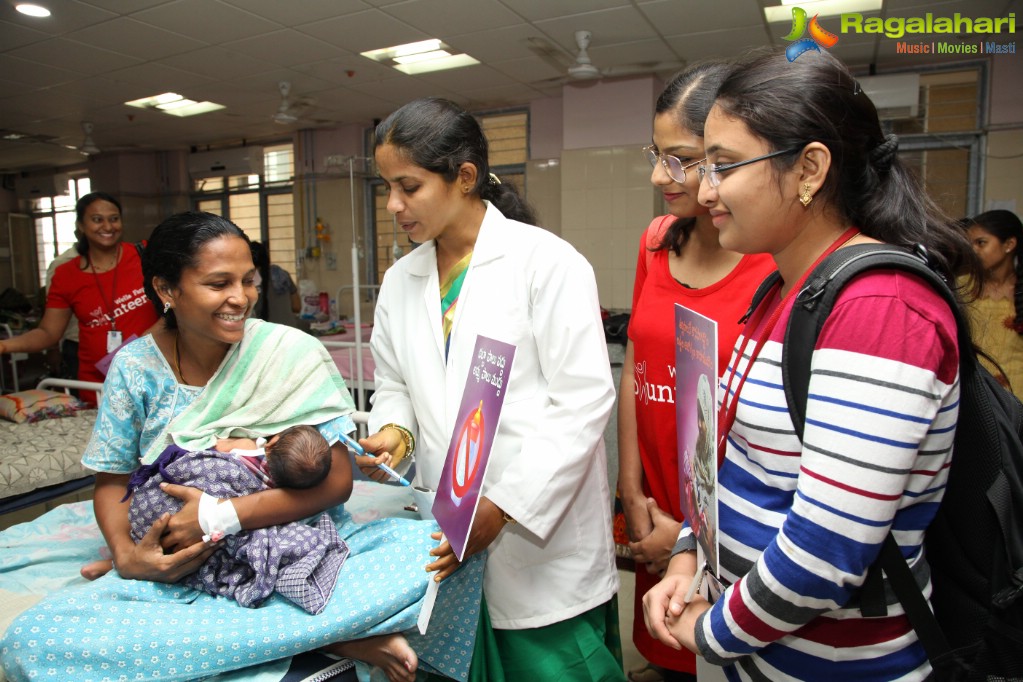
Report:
799,183,813,208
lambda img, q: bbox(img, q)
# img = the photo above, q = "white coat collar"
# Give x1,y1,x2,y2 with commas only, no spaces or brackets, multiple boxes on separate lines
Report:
401,201,508,278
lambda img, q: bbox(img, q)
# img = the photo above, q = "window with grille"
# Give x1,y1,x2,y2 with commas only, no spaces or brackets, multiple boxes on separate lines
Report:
192,143,298,281
888,67,982,219
33,176,90,288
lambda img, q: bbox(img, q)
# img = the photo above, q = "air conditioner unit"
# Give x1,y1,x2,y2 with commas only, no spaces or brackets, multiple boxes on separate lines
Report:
14,172,72,199
188,146,265,178
859,73,920,120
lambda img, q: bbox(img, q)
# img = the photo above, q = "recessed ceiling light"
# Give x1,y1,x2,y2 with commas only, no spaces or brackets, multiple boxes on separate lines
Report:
125,92,225,117
394,54,480,75
393,49,452,65
362,39,443,62
16,3,51,17
764,0,883,22
362,39,479,74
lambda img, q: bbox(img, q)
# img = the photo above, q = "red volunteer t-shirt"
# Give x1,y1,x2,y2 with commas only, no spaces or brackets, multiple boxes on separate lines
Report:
47,244,159,386
626,217,775,669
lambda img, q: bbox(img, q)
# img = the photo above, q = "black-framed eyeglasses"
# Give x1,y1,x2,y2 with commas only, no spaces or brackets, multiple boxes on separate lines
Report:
697,147,803,188
642,145,704,184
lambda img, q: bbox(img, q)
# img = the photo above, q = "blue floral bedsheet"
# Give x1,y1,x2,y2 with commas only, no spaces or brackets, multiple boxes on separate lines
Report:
0,482,482,682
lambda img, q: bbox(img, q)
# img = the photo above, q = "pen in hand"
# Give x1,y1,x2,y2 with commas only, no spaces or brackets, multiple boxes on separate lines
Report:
338,432,411,486
683,563,706,604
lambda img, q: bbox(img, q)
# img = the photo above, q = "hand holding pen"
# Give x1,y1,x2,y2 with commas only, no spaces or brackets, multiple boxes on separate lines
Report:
339,432,411,486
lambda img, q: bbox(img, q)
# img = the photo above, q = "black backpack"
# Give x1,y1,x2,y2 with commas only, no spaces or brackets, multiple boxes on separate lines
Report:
745,243,1023,681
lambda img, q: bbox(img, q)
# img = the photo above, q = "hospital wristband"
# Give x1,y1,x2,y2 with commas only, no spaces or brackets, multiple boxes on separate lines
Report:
197,492,242,543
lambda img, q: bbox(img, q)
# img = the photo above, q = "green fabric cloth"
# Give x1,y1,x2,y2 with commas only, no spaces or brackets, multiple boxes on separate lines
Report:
440,251,472,358
424,596,625,682
147,318,355,462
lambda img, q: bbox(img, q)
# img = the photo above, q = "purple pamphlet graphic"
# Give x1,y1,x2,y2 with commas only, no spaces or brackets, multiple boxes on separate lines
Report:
674,304,720,577
95,334,139,376
434,335,516,561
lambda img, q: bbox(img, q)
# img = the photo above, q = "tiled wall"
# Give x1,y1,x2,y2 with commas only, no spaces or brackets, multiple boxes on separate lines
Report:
525,158,562,235
560,145,659,311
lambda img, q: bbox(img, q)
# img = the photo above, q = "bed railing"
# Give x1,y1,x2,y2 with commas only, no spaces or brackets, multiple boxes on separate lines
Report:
37,378,105,401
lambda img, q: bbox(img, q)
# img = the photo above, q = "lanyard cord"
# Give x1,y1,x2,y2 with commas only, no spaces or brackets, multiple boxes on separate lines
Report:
716,226,860,465
88,244,121,331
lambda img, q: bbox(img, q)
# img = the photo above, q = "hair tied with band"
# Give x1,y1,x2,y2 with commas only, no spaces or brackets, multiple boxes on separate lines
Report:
870,133,899,172
488,172,501,185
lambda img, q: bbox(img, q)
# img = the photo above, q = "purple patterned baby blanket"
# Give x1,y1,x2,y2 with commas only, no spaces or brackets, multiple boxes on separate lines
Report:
127,445,348,614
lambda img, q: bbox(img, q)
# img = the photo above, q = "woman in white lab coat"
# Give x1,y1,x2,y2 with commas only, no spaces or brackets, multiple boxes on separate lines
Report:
357,97,625,681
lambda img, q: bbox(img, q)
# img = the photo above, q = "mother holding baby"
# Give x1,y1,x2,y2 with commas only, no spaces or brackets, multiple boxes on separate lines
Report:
0,212,479,682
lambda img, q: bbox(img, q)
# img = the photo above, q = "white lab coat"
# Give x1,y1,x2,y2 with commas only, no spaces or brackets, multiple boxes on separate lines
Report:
369,202,619,628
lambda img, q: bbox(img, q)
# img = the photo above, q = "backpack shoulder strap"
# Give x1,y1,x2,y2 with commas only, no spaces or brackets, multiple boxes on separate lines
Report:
644,215,675,271
784,242,968,435
740,270,782,324
783,242,961,664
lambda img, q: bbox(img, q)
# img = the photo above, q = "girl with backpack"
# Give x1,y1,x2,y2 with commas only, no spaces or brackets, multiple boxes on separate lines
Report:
642,48,978,680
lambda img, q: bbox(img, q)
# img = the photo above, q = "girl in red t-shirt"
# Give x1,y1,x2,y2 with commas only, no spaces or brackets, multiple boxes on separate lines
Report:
0,192,159,404
617,62,775,682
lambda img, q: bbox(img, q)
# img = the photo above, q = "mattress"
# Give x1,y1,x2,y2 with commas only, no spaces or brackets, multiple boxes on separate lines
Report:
0,409,96,504
0,481,481,682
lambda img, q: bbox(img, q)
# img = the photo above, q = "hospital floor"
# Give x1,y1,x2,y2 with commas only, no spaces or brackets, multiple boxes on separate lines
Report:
618,568,648,675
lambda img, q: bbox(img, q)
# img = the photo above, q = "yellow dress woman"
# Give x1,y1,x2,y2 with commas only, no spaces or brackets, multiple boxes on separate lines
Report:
963,210,1023,396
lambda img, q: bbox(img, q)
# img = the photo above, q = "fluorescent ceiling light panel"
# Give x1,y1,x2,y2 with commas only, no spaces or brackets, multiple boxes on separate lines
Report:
15,4,51,17
362,39,442,62
394,53,480,75
125,92,224,117
160,101,224,117
764,0,883,22
362,39,479,73
394,49,452,65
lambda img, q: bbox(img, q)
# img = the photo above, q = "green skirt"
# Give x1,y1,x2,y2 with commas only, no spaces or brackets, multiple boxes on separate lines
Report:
423,595,625,682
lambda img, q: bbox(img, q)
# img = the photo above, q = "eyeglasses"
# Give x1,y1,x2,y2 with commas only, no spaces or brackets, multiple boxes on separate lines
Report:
697,147,804,188
642,145,704,184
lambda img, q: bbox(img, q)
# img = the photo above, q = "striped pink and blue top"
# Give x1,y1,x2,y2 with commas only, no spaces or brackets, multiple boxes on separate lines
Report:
690,269,960,681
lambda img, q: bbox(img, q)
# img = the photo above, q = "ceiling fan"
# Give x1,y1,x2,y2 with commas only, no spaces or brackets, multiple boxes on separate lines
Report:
6,121,101,156
79,121,100,155
528,30,685,86
272,81,316,125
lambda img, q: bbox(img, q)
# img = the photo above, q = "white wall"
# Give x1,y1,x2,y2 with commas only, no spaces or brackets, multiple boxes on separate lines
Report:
529,75,664,311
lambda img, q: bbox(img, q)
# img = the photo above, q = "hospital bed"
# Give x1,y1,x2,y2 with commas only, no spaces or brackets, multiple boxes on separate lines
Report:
0,409,481,682
0,378,103,517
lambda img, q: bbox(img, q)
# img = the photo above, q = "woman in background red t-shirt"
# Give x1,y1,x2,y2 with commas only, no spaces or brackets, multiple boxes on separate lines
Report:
0,192,159,404
616,62,776,682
